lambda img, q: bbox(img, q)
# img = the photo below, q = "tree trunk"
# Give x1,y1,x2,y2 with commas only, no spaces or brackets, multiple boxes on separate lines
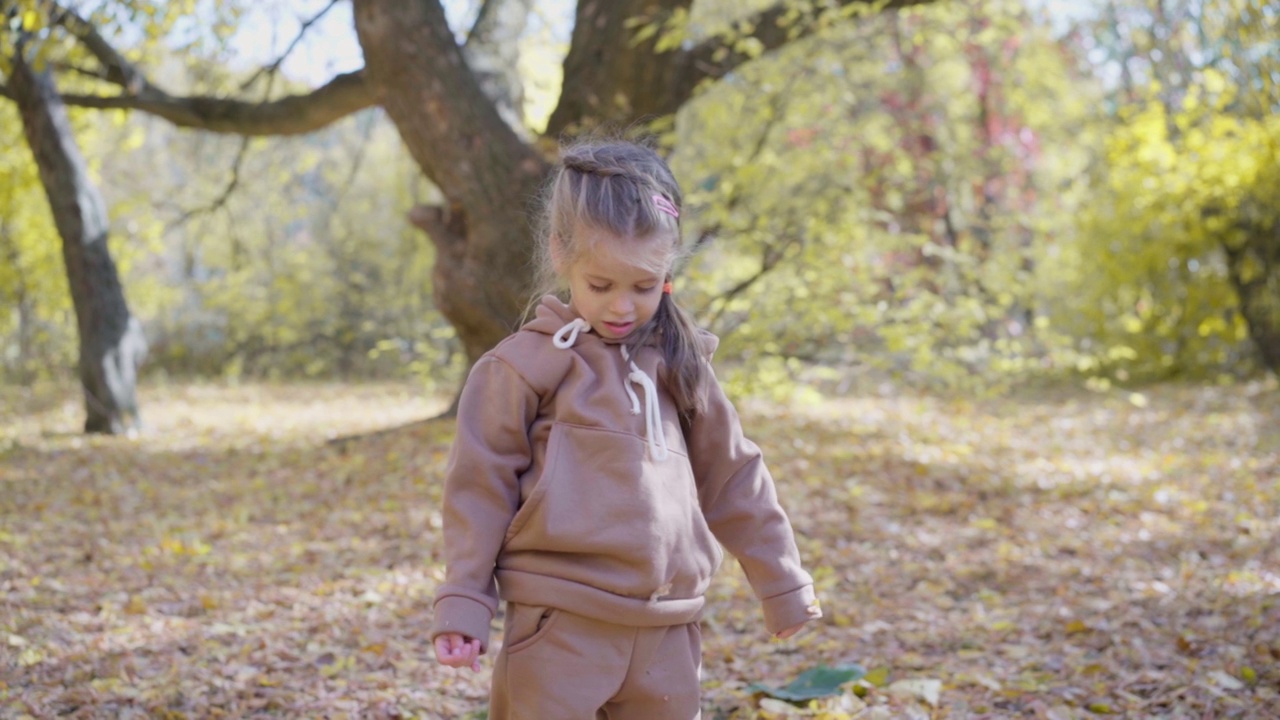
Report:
352,0,549,365
545,0,691,137
0,217,35,383
10,51,147,434
464,0,536,136
1224,217,1280,374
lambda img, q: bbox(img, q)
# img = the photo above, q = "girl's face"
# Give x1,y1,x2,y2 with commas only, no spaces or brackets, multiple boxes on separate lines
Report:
562,229,671,341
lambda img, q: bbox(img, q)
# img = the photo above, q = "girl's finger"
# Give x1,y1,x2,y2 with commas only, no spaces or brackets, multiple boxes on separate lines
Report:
436,636,458,658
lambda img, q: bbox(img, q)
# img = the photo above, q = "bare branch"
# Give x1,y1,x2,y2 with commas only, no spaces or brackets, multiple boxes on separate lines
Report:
38,3,374,135
49,4,151,92
679,0,938,96
239,0,343,92
47,71,372,136
162,136,252,236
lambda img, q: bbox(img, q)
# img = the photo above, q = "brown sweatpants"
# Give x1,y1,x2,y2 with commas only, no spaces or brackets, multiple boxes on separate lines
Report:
489,603,702,720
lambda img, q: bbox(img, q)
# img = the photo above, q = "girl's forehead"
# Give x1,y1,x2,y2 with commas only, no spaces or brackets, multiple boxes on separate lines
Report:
574,226,672,276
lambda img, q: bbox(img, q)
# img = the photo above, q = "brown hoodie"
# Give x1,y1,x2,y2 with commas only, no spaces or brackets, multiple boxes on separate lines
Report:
430,296,820,651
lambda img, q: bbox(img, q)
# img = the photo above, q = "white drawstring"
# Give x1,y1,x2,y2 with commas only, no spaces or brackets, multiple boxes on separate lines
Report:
553,318,591,348
552,318,667,461
621,346,669,461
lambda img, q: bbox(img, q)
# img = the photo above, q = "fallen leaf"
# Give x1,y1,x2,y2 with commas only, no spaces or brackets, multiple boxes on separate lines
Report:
886,678,942,707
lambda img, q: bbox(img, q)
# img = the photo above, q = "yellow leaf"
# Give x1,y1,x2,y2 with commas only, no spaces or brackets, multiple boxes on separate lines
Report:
863,667,890,686
971,517,999,531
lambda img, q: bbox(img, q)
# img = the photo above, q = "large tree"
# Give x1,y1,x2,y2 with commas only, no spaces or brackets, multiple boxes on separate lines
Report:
1,0,935,424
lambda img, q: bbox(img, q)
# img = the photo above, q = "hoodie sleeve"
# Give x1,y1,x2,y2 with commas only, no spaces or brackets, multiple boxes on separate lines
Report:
686,366,822,635
430,355,539,653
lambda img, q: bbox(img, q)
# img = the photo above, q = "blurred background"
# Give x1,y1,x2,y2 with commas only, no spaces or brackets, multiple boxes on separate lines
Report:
2,0,1277,427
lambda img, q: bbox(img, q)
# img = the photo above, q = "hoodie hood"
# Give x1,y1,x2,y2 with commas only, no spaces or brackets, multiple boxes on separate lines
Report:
523,294,719,356
523,295,582,336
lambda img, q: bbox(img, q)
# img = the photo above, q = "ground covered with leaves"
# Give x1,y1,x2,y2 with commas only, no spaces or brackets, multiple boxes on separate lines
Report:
2,380,1278,718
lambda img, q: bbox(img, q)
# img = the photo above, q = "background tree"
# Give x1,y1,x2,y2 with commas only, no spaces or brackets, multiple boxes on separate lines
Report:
5,16,147,433
4,0,1275,428
1,0,939,425
1051,0,1280,382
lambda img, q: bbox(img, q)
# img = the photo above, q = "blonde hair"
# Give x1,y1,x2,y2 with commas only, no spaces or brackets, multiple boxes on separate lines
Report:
533,139,708,416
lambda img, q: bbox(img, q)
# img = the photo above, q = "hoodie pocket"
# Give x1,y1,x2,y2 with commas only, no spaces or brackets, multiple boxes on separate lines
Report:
502,420,563,544
500,421,721,598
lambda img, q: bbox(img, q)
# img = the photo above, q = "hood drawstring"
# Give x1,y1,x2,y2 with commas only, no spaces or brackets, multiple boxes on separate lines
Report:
553,318,669,461
553,318,591,348
621,345,669,461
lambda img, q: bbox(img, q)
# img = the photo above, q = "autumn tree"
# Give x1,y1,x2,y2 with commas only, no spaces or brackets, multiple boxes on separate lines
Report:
3,9,148,433
1056,0,1280,380
1,0,936,429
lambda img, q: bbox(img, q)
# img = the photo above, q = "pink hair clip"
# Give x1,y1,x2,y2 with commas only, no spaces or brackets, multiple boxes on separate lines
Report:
652,195,680,219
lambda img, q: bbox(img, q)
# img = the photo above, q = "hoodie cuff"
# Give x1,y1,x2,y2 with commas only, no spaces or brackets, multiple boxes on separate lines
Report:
431,594,495,654
761,585,822,635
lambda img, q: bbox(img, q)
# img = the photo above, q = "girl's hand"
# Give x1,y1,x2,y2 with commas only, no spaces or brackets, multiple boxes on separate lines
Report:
434,632,483,671
775,622,806,640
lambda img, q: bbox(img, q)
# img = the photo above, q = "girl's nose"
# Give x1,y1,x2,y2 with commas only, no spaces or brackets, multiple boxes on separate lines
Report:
610,294,634,314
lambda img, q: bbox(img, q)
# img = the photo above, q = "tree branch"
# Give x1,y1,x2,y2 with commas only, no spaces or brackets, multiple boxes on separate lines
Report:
239,0,343,92
162,136,251,236
37,3,375,135
27,71,373,135
461,0,535,134
50,3,150,93
678,0,938,97
545,0,938,136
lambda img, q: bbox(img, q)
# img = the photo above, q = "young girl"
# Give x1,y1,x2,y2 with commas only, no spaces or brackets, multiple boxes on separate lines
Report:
431,140,821,719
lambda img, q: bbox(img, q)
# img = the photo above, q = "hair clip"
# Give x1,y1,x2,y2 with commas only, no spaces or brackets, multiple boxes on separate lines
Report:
652,195,680,219
662,281,673,295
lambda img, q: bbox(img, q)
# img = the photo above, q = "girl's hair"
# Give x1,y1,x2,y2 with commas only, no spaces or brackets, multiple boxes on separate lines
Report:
532,139,708,417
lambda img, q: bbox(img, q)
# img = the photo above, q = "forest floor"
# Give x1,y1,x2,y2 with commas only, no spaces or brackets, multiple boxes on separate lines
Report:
1,379,1278,719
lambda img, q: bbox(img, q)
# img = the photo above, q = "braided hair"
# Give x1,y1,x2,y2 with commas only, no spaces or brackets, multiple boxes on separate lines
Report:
533,140,707,417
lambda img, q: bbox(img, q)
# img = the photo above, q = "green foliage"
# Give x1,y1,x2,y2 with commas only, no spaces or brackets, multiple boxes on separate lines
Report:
1,49,459,388
6,0,1276,394
1052,88,1275,381
673,0,1093,395
1049,0,1280,383
103,106,462,386
0,104,73,381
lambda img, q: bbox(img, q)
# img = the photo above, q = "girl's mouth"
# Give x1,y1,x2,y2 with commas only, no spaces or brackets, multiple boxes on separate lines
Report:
602,321,634,336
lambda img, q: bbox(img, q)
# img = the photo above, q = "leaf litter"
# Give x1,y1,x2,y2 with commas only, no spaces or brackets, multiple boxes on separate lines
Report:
1,380,1278,718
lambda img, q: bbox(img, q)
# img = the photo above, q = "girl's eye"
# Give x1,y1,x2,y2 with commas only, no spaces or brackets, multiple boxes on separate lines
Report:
588,284,609,293
637,285,658,294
